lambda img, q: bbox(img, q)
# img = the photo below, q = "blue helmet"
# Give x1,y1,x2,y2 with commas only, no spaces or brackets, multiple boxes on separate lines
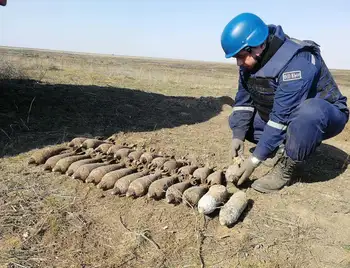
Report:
221,13,269,58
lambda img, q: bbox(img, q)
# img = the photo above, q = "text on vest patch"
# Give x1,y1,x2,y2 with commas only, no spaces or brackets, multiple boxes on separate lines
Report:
282,71,302,81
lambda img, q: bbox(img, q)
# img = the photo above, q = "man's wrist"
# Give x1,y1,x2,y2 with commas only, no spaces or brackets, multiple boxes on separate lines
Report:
232,131,246,141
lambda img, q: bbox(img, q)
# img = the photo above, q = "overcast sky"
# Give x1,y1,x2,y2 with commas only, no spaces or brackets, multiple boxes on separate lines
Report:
1,0,349,69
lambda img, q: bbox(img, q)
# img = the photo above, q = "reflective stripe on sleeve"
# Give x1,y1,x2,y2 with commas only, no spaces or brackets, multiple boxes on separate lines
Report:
232,106,255,112
267,120,287,130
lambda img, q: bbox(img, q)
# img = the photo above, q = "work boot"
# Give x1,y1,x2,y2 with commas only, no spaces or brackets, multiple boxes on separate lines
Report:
251,154,297,193
262,144,285,167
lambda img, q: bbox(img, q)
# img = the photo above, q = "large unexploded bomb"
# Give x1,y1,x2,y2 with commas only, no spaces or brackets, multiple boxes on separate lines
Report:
72,162,109,181
111,169,150,195
85,163,126,184
52,154,90,173
94,143,114,154
147,174,179,200
139,152,155,164
148,157,168,170
106,144,127,155
192,166,212,184
97,167,137,190
177,164,198,177
219,191,248,227
225,157,244,183
43,150,76,171
225,164,240,183
127,150,144,162
182,185,209,207
114,148,134,160
28,145,68,165
162,159,186,174
68,137,88,148
206,170,224,186
126,171,162,198
66,158,103,176
81,139,107,149
198,185,229,215
165,180,193,204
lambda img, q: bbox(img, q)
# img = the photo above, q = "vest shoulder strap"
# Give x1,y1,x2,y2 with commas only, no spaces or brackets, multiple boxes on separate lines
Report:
254,38,318,78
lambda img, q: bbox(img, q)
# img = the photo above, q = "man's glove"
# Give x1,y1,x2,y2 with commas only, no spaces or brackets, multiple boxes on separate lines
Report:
236,155,261,186
231,138,244,158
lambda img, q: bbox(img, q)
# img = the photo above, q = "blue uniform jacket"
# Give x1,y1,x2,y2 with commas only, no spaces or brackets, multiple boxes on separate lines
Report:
229,25,349,161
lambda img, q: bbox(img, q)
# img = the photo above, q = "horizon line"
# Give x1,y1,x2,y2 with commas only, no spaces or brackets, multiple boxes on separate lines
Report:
0,45,234,66
1,45,348,71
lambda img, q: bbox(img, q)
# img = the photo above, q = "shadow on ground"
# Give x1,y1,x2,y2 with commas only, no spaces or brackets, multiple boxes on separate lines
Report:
0,79,234,157
298,143,350,183
250,141,350,185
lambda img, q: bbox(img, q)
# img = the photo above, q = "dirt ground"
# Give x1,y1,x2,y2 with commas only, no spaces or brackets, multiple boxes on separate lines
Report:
0,47,350,268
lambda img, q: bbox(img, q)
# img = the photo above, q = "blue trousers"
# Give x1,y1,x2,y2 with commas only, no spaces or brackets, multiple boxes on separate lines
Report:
245,99,349,161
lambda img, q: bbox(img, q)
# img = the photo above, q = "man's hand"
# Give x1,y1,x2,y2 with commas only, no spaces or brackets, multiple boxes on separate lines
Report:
231,138,244,158
236,156,260,186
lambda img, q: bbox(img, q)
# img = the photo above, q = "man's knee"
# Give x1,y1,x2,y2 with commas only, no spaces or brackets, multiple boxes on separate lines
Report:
285,98,342,161
288,99,327,134
293,99,326,121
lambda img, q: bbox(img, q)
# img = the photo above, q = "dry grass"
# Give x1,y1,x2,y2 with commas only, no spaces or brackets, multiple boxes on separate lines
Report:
0,47,350,268
0,47,237,98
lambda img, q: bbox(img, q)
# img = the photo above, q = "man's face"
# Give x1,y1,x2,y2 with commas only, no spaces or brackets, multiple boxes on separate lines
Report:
235,50,256,69
234,45,265,70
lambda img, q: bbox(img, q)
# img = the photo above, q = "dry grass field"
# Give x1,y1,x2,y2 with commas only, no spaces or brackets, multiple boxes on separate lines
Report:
0,47,350,268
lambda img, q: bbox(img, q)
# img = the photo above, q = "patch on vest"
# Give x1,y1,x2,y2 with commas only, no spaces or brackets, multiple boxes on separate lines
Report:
282,71,302,81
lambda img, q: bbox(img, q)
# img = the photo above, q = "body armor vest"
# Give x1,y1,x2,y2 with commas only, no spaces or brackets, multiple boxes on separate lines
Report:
241,37,323,122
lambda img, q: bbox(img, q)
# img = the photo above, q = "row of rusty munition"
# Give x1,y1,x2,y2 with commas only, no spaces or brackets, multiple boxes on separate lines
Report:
28,137,249,227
